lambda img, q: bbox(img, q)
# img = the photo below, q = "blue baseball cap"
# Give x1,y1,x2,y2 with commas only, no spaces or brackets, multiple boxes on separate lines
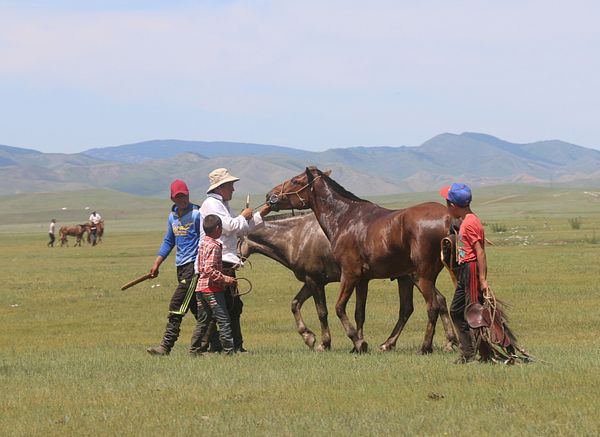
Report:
439,183,472,207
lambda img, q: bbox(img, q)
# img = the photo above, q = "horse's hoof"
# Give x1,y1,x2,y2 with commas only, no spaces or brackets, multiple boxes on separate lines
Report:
418,347,433,355
443,341,456,353
355,341,368,354
349,347,358,354
379,343,395,352
316,343,330,352
302,332,317,349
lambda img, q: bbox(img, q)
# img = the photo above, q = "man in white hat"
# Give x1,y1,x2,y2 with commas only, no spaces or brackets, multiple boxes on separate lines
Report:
198,168,271,352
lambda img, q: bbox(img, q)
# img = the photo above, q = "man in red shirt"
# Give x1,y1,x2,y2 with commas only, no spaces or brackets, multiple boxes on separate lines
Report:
440,183,488,363
190,214,237,355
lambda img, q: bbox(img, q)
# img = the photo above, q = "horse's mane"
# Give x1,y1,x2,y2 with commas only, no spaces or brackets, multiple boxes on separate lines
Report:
320,172,367,203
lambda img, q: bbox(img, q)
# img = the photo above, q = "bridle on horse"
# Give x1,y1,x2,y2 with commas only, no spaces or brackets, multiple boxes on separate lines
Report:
267,175,322,208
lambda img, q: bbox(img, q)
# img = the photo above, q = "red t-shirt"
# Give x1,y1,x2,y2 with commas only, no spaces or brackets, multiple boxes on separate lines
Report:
458,213,485,263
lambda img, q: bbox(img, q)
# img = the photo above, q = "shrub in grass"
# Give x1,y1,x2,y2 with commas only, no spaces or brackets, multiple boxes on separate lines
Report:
490,223,507,233
568,217,582,230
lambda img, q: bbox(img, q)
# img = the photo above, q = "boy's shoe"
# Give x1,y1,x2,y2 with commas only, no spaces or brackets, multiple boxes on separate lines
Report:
235,347,248,353
147,345,169,356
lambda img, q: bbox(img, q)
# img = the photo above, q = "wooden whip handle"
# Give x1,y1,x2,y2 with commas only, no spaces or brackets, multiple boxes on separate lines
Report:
121,273,153,291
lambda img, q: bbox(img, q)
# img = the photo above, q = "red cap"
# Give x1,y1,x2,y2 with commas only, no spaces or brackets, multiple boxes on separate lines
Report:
439,185,451,201
170,179,189,199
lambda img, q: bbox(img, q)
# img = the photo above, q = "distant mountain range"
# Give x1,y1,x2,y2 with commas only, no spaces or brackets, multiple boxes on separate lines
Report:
1,132,599,197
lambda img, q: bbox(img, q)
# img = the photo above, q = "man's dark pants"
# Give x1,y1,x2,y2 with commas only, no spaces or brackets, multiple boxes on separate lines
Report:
191,291,234,354
48,233,55,247
158,262,199,352
223,262,244,351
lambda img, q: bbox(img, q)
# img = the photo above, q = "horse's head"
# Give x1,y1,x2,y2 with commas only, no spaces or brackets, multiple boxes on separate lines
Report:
266,167,330,211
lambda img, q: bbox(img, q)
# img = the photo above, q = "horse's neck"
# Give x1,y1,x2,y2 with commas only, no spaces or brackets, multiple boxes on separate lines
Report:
310,180,370,242
246,223,294,269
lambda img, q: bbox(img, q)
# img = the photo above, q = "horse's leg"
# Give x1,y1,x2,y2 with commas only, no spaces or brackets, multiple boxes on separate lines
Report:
335,275,365,352
354,279,369,349
291,283,317,349
380,275,414,351
434,286,458,351
313,282,331,351
416,275,439,354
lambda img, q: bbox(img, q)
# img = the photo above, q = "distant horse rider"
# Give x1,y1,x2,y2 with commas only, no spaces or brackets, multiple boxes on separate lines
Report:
200,168,271,352
89,211,102,246
48,219,56,247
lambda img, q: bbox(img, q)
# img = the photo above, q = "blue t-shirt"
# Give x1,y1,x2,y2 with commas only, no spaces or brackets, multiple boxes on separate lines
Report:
157,204,203,266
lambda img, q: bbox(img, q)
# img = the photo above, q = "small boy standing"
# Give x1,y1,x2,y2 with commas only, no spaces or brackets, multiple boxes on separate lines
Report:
190,214,237,356
440,183,488,363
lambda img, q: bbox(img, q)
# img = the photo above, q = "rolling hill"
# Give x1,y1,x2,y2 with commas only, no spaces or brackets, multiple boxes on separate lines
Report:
1,132,599,197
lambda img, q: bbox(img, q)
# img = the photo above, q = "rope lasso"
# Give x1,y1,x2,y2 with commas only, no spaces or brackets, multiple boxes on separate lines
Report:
233,277,253,297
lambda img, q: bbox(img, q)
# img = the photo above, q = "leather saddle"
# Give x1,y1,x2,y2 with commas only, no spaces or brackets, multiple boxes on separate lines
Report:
466,303,511,347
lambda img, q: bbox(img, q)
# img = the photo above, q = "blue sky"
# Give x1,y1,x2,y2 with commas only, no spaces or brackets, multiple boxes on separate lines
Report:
1,1,599,153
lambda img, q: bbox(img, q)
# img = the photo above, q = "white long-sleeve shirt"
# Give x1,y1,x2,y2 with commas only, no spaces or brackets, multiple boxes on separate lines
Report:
199,193,264,265
89,213,102,224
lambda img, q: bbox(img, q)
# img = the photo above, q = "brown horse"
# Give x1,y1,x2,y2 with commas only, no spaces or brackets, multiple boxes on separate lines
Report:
59,224,90,247
266,167,455,354
242,211,457,353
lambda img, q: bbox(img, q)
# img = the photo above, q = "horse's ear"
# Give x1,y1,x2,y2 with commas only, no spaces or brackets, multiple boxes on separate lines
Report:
305,167,315,182
323,169,332,177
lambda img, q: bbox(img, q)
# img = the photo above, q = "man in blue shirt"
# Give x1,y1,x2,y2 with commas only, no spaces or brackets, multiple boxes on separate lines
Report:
147,179,204,356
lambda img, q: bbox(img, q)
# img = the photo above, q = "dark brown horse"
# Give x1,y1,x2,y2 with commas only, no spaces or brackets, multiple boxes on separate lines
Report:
59,224,89,247
241,212,457,352
266,167,455,354
240,213,336,351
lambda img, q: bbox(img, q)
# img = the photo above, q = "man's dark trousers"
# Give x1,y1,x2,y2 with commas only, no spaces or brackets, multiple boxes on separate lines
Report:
223,262,244,351
159,262,199,352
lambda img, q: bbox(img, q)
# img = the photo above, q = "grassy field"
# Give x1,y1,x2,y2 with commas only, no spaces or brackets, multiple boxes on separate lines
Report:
1,186,599,436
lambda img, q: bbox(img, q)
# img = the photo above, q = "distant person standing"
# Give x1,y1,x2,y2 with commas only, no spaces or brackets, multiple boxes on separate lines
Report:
48,219,56,247
89,211,102,246
200,168,271,352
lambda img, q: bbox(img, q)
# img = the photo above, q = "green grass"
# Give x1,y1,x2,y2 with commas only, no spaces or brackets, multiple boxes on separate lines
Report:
1,186,600,436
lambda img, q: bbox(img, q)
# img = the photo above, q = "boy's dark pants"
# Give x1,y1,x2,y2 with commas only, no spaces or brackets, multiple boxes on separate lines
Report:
223,262,244,351
450,261,482,358
48,233,55,247
191,291,234,353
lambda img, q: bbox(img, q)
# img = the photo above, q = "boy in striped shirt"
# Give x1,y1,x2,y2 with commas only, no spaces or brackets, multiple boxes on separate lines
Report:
190,214,237,356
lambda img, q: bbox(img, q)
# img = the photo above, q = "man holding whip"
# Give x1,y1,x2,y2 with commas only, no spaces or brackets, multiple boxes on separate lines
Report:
197,168,271,353
146,179,204,356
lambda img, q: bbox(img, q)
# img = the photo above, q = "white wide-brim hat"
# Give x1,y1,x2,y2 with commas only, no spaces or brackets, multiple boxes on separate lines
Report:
207,168,240,193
